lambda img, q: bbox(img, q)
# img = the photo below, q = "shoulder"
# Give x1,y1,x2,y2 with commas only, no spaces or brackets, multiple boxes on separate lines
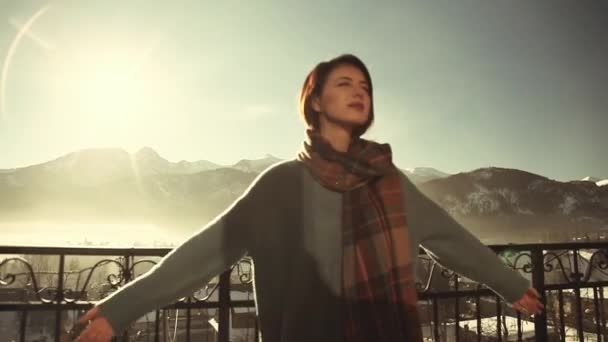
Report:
262,158,301,172
258,158,302,179
395,168,418,193
248,158,302,191
394,168,435,212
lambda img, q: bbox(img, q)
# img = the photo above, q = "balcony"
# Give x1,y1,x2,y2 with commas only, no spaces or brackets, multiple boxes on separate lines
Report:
2,242,608,342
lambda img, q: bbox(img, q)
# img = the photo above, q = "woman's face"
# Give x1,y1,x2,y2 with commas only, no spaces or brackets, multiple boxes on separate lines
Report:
312,64,371,134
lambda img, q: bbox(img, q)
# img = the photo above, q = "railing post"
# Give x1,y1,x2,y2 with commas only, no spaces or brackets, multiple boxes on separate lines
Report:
496,295,502,341
572,249,585,341
20,309,28,342
600,288,607,340
454,275,460,342
531,247,547,341
55,254,65,342
121,254,132,342
219,269,231,342
186,298,192,342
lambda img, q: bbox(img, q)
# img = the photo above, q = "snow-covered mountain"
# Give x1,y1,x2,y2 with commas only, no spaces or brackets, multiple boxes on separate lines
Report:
0,148,286,187
0,148,286,227
231,154,283,173
402,167,450,184
415,167,608,242
582,176,608,187
135,147,226,175
1,147,225,187
1,148,606,243
0,148,448,185
421,168,607,217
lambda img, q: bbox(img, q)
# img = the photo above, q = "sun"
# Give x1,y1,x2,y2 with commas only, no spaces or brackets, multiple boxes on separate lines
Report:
44,38,179,140
3,7,187,146
77,64,141,117
45,50,150,138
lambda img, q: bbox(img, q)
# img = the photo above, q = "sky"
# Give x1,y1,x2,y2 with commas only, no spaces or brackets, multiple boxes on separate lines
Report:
0,0,606,182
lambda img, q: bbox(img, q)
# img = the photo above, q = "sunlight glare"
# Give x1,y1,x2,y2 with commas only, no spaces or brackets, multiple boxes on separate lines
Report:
46,38,183,145
0,5,52,122
78,67,140,117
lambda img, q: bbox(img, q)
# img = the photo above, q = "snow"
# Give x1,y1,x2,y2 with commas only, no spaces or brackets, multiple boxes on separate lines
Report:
404,167,449,179
498,188,517,206
581,176,608,187
474,169,494,180
444,184,502,214
453,316,538,340
469,184,500,213
527,179,548,191
451,316,598,341
558,195,578,215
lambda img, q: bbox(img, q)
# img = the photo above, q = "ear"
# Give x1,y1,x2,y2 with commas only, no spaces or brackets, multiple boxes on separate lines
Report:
311,95,321,113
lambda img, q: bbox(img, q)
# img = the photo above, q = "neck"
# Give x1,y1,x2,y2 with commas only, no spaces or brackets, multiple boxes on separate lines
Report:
318,123,353,153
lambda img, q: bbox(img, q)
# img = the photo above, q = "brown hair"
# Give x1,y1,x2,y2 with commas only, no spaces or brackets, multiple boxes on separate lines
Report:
298,54,374,138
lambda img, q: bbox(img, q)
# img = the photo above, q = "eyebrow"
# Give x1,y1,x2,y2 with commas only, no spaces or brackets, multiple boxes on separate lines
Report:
335,76,369,85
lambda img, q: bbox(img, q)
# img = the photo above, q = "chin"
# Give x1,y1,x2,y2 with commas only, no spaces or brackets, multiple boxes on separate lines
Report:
342,121,368,134
341,113,369,124
325,111,369,129
347,122,368,129
344,116,369,127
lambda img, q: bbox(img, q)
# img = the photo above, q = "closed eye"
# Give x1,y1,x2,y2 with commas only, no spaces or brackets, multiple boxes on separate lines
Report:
338,83,370,93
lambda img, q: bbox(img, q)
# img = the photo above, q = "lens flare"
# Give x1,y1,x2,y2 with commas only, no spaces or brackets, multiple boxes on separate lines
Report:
0,4,52,122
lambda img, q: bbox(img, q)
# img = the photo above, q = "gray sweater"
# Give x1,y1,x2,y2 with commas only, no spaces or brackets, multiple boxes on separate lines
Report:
96,159,530,342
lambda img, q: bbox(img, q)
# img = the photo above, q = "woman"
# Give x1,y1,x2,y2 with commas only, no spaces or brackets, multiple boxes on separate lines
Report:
76,54,544,342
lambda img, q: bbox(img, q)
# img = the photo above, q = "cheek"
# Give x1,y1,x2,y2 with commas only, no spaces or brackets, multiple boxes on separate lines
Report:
324,92,341,107
320,93,342,113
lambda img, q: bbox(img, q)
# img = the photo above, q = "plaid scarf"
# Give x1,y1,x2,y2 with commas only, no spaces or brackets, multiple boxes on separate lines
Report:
297,129,424,342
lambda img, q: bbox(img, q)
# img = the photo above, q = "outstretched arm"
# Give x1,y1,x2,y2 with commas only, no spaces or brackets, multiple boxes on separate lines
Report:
87,166,278,336
399,172,531,304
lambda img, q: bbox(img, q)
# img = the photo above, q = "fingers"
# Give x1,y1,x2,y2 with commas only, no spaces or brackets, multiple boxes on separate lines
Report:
512,302,528,313
513,298,544,315
75,328,91,342
528,293,544,313
524,288,545,314
528,287,541,299
76,320,112,342
522,299,544,315
536,298,545,309
75,306,115,341
76,323,95,342
78,306,98,324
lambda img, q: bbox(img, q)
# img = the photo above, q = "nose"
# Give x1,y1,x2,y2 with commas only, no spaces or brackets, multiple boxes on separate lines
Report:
354,87,366,99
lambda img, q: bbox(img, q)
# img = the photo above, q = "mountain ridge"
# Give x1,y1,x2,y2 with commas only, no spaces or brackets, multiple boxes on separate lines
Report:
1,147,606,244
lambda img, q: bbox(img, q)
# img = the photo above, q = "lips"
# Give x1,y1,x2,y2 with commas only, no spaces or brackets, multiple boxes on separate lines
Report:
348,103,364,111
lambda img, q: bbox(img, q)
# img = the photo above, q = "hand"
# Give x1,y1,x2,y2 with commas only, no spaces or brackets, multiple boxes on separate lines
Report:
511,287,544,315
75,306,115,342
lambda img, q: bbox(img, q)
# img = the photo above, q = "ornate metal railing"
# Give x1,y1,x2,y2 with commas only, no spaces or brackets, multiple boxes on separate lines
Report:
2,242,608,342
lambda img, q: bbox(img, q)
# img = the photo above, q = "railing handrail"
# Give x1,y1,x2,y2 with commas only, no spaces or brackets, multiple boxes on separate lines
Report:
2,241,608,342
0,241,605,256
0,245,172,256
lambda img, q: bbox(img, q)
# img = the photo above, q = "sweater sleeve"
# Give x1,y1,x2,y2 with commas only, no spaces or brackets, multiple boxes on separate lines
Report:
399,172,530,304
95,166,278,335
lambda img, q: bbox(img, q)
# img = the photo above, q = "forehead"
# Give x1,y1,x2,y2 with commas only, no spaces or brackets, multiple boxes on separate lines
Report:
328,64,367,81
